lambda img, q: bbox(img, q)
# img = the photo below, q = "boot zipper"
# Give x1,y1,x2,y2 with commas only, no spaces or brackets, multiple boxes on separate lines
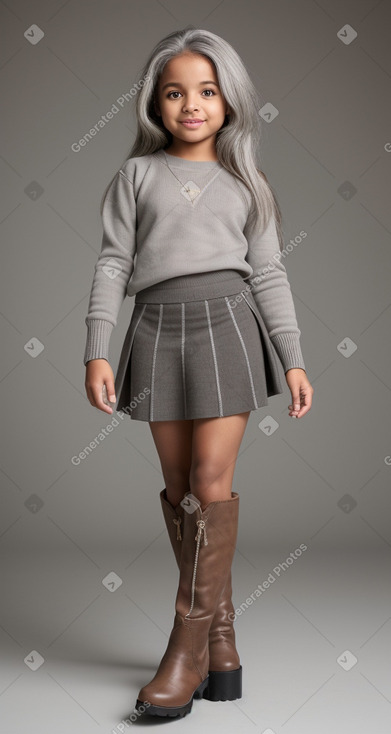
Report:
185,519,208,618
173,517,182,540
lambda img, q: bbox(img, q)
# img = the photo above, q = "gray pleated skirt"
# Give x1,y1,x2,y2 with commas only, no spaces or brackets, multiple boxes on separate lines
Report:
114,270,284,422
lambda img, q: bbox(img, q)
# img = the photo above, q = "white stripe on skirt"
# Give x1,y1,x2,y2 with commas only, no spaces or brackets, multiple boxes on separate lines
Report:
225,296,258,410
150,303,164,421
181,302,187,417
204,299,224,417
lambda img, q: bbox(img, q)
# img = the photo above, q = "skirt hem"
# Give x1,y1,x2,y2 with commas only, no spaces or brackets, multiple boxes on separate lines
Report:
117,397,274,422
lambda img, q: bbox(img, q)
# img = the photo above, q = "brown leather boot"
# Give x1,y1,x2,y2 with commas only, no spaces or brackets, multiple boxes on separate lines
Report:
159,488,242,702
135,492,240,717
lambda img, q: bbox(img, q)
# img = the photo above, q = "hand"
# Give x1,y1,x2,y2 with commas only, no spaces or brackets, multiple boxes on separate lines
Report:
285,368,313,419
85,358,116,415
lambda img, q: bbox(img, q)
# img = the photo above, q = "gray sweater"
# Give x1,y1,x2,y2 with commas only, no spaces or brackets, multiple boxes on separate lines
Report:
84,150,306,373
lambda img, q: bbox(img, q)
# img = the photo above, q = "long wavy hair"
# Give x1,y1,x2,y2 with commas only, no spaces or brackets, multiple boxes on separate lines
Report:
100,26,284,249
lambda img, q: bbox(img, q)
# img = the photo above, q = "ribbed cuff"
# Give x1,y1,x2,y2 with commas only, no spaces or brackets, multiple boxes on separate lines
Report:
83,319,114,365
270,332,306,374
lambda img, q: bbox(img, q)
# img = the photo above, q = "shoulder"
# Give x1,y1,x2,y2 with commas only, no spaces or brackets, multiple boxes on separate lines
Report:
120,153,156,184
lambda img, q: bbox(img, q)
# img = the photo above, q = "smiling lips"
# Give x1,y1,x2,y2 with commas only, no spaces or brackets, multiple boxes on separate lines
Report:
180,119,205,128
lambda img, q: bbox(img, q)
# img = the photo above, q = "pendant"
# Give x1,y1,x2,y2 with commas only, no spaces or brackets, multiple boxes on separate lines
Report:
181,180,201,202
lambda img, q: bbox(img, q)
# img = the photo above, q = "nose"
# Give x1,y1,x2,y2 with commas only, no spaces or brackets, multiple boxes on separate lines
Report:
182,96,199,112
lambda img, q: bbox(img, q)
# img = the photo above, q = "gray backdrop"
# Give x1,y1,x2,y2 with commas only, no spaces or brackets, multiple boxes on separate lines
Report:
1,1,390,732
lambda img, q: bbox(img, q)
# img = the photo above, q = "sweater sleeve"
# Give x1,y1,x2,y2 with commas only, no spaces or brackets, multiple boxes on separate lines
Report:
83,169,137,365
243,212,306,374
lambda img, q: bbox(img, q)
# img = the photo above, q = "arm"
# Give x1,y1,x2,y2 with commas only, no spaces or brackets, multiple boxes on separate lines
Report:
83,169,137,365
243,203,306,374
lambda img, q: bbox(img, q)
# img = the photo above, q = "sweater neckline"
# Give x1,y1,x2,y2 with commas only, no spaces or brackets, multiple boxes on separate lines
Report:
156,149,223,170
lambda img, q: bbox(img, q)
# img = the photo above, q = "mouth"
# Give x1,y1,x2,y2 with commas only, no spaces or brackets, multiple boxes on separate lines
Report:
180,120,205,128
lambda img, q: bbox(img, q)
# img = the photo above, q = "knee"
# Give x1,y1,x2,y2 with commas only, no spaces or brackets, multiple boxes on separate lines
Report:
189,461,224,492
163,465,190,492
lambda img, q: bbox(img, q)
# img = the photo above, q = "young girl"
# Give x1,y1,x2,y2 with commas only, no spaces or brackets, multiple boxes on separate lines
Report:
84,27,313,719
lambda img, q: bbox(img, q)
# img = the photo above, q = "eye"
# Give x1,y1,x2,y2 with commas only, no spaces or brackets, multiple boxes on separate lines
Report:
166,89,217,99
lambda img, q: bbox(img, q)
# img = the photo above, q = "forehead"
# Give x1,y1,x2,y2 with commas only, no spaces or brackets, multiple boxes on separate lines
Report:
159,53,217,82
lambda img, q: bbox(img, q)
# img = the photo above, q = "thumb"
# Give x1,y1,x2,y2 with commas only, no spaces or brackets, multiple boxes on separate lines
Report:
290,390,301,413
106,378,116,404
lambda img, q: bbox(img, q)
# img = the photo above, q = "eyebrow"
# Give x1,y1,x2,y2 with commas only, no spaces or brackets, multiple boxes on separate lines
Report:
161,80,219,91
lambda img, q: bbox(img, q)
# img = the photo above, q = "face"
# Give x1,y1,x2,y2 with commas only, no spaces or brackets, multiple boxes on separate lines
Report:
155,52,229,154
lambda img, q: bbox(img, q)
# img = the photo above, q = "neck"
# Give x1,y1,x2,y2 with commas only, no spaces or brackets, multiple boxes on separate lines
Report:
164,144,219,162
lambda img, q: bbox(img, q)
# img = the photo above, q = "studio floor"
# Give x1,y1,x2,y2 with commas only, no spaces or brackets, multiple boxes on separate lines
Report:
0,539,390,733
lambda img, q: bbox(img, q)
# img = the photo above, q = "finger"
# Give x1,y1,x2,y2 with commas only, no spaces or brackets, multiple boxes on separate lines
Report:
105,378,116,404
92,383,114,414
296,391,313,418
289,395,301,417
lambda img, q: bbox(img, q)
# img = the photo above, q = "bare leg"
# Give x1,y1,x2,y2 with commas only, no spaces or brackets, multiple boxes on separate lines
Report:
149,412,251,508
148,419,193,507
190,412,251,508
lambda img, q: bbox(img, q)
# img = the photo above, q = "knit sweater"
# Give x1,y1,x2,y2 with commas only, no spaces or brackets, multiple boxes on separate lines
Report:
83,149,306,374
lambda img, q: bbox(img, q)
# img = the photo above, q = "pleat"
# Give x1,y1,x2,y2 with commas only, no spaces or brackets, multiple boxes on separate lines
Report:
114,281,284,421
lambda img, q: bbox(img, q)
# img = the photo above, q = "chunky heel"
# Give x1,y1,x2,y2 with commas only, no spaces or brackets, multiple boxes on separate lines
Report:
193,676,209,699
203,666,242,701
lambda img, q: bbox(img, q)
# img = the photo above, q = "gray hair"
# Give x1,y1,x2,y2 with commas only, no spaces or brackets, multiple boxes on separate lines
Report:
101,27,284,249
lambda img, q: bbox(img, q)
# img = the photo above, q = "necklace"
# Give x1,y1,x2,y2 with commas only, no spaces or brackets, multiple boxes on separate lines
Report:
161,150,221,203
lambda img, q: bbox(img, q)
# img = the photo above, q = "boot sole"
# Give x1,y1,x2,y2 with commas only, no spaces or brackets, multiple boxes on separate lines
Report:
135,676,209,717
203,665,242,701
